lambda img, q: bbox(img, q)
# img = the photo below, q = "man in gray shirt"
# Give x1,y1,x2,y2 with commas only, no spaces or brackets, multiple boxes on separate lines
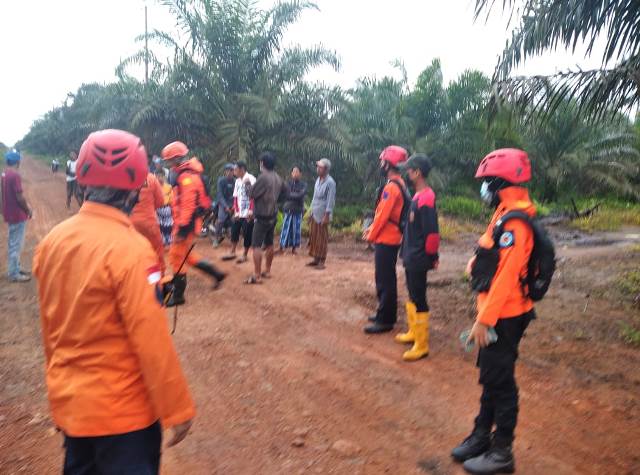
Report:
307,158,336,270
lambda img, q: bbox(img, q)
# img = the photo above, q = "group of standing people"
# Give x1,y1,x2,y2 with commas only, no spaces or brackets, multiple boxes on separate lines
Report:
4,124,540,475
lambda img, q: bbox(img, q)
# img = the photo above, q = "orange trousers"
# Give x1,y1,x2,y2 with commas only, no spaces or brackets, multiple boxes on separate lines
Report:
168,232,202,275
132,220,166,275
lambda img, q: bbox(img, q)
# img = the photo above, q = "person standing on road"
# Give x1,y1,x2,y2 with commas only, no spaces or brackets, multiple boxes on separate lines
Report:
395,154,439,361
278,165,307,254
51,158,60,174
307,158,336,270
451,148,536,475
131,171,166,274
65,151,82,209
213,163,235,247
161,141,226,306
1,150,32,283
363,146,409,334
223,161,256,263
33,129,195,474
246,151,286,284
156,171,174,247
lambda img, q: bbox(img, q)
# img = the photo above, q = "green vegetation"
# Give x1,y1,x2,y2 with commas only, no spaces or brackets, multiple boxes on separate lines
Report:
567,199,640,232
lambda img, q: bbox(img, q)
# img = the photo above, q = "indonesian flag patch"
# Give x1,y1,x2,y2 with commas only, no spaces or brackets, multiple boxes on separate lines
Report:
146,264,162,285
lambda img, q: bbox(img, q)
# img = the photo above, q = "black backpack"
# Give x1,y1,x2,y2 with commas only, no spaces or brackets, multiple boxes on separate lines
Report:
375,179,412,232
471,210,556,302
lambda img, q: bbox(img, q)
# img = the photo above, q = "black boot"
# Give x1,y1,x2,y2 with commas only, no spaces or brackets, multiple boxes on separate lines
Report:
194,261,227,289
363,322,394,334
463,445,514,474
451,429,492,463
165,274,187,307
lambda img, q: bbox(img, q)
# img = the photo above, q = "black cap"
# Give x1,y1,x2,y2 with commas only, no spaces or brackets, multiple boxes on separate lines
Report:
404,153,433,177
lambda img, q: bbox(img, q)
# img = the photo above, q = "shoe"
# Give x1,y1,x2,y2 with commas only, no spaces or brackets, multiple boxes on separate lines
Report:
212,238,221,248
402,311,429,361
165,274,187,307
463,446,515,474
9,274,31,283
363,322,394,334
194,261,227,288
395,302,417,344
451,429,492,463
306,259,320,267
19,269,32,277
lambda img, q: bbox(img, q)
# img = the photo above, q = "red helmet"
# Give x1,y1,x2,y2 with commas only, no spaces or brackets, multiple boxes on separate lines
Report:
161,141,189,161
379,145,408,167
77,129,148,190
475,148,531,184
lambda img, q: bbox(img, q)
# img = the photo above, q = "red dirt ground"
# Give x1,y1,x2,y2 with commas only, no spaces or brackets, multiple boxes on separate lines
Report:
1,156,639,474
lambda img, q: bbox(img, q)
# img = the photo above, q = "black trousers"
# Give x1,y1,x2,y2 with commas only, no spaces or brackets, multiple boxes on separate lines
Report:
63,421,161,475
474,311,534,447
405,268,429,312
231,218,254,249
374,243,400,325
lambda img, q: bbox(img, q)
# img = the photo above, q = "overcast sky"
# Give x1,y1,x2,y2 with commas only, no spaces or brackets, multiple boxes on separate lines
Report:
0,0,604,146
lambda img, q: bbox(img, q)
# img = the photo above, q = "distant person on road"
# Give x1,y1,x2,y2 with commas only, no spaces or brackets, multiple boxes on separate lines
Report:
161,141,226,305
51,158,60,174
223,161,256,263
451,148,537,475
156,171,174,246
307,158,336,270
213,163,235,247
1,150,32,283
66,151,83,209
278,165,307,254
131,171,166,274
395,154,439,362
363,146,409,335
246,151,286,284
33,130,195,474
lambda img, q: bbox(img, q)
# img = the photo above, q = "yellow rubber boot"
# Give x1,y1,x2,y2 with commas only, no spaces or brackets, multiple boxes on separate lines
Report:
395,302,417,344
403,312,430,361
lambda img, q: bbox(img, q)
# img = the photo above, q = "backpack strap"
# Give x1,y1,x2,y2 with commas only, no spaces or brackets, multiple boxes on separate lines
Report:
492,210,532,246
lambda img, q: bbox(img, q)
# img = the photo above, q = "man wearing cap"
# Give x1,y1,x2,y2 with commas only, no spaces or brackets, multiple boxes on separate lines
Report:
363,146,410,334
1,150,32,283
213,163,236,247
307,158,336,270
395,154,440,361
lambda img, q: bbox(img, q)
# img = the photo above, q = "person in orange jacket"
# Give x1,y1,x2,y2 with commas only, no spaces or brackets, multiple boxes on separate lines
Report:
131,171,166,274
451,148,536,475
33,130,195,475
161,141,226,306
363,145,409,334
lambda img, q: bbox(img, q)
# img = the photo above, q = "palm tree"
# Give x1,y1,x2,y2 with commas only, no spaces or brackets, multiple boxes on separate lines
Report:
475,0,640,121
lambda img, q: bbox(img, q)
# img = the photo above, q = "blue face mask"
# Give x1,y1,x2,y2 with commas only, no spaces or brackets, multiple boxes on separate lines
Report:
480,181,494,205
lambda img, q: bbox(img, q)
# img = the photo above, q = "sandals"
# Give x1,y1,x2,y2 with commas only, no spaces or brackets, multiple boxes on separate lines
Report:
236,256,248,264
244,275,262,285
261,272,272,279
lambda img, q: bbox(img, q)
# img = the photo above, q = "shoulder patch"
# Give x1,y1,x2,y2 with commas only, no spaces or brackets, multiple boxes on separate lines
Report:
146,264,162,285
181,177,193,186
382,190,389,200
499,231,515,248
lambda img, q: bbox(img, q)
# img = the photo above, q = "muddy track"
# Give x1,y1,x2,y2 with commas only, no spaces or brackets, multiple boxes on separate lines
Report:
1,157,639,474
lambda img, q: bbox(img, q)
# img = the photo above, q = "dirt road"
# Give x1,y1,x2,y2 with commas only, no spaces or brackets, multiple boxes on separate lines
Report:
1,157,639,474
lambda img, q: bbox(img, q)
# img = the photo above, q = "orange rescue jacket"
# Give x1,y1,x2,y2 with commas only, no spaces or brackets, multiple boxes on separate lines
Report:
33,202,195,437
172,158,211,230
476,187,535,327
130,173,164,229
367,177,406,246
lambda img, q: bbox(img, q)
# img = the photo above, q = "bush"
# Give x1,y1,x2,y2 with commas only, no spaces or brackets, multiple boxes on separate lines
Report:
568,199,640,232
438,195,489,221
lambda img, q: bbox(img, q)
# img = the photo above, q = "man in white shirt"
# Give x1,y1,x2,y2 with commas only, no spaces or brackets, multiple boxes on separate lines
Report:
222,161,256,263
66,151,83,209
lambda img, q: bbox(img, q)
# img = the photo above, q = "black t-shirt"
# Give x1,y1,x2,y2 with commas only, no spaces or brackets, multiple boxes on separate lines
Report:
401,187,440,271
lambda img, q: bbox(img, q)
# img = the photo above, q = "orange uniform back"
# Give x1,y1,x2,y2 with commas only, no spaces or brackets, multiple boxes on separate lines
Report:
33,202,195,437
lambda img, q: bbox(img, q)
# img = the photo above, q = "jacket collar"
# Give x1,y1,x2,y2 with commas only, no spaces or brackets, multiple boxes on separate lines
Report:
79,201,133,228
